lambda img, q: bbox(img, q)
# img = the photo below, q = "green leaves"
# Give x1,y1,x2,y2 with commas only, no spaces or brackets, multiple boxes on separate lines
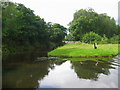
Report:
2,1,48,45
69,8,118,41
82,32,102,44
2,1,67,50
49,23,67,43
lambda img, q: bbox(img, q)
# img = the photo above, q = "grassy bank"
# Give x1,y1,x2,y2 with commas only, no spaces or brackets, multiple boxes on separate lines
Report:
48,43,118,57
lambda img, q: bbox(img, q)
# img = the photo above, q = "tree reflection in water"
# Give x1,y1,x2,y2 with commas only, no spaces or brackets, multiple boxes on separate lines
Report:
3,52,66,88
3,52,118,88
71,59,116,81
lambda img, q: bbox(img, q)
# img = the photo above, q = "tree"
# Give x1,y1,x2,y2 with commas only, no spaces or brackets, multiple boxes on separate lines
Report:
65,33,75,41
2,1,67,53
2,2,48,42
96,14,117,37
69,8,118,41
2,2,21,44
100,34,108,44
109,35,119,44
82,32,102,44
49,23,67,43
2,1,50,50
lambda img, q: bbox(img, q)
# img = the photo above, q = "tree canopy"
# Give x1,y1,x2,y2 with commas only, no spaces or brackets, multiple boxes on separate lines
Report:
82,32,102,44
69,8,118,41
2,1,119,53
48,23,67,43
2,1,67,52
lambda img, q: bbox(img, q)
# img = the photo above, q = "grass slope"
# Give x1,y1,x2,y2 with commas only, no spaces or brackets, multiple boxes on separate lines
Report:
48,43,118,57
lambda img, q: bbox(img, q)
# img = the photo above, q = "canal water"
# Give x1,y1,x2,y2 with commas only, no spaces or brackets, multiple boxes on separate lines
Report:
2,52,119,88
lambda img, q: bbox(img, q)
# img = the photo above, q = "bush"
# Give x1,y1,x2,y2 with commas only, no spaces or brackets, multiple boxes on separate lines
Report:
65,33,75,41
109,35,119,44
82,32,102,44
100,34,108,44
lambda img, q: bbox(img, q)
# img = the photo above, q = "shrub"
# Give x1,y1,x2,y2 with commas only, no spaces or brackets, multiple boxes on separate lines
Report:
82,32,102,44
100,34,108,44
109,35,119,44
65,33,75,41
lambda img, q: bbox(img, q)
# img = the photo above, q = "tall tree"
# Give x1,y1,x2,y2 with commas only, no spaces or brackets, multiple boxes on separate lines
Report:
49,23,67,43
2,1,67,52
69,8,118,41
2,2,48,44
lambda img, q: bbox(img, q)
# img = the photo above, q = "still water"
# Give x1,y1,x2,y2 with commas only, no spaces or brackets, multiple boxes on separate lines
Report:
3,52,119,88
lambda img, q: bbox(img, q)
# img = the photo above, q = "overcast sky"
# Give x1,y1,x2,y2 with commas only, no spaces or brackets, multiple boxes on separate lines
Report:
11,0,119,27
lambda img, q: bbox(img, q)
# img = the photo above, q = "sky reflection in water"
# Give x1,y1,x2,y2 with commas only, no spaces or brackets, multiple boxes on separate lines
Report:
3,53,119,88
39,60,118,88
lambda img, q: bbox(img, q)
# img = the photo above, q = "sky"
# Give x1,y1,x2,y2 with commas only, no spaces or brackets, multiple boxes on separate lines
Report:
11,0,119,27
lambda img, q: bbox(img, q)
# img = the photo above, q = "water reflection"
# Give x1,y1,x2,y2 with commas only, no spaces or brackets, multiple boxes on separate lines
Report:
3,62,50,88
3,52,67,88
2,52,118,88
39,58,118,88
71,60,116,81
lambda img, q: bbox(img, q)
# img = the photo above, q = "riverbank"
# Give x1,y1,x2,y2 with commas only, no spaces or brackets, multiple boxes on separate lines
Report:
48,43,118,57
2,42,64,54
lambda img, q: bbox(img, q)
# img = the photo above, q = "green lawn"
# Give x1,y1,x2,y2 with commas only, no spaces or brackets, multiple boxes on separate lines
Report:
48,43,118,57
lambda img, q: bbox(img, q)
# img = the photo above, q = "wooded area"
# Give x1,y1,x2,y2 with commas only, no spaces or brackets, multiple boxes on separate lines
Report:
2,1,120,53
66,8,120,43
2,2,67,53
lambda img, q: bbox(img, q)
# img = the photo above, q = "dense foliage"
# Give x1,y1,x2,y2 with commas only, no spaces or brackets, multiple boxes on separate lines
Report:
48,23,67,43
109,35,119,44
68,8,119,41
82,32,102,44
2,1,119,53
2,1,67,53
65,33,75,41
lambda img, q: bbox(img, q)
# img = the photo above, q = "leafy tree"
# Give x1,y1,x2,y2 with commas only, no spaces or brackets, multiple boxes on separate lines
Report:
15,4,48,44
109,35,119,44
2,2,49,45
2,1,67,53
49,23,67,43
82,32,102,44
2,2,21,44
69,8,118,41
116,25,120,35
96,14,117,37
65,33,75,41
100,34,108,44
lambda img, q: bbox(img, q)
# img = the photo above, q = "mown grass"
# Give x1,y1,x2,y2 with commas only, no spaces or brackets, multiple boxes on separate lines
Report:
48,43,118,57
